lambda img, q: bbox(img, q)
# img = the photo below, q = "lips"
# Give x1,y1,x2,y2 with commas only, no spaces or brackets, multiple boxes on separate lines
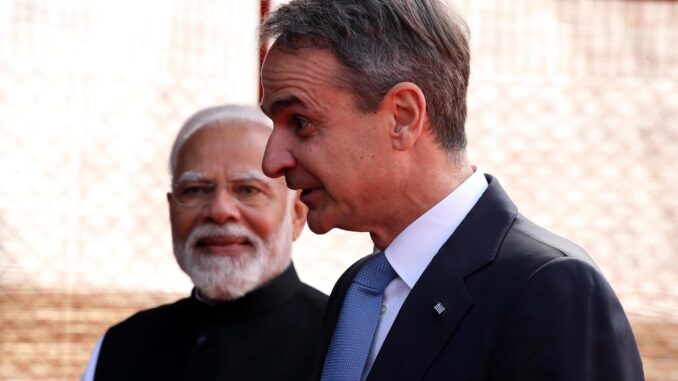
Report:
286,173,324,208
299,187,323,206
196,236,252,256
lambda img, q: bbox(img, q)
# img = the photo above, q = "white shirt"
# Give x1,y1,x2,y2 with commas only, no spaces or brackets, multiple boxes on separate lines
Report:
361,169,488,379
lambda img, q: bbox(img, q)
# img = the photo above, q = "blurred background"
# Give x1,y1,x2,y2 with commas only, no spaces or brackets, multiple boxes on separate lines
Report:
0,0,676,379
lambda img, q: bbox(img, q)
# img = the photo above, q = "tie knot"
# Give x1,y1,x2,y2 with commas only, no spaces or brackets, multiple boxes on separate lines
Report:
353,251,396,292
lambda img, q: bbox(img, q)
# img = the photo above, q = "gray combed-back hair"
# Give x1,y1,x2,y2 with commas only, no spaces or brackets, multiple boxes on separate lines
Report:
260,0,471,153
169,104,272,176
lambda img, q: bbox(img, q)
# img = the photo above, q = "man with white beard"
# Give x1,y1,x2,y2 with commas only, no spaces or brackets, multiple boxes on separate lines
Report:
82,105,327,381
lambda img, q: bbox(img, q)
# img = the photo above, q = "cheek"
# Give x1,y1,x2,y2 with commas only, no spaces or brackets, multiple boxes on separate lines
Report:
242,207,286,239
170,210,199,241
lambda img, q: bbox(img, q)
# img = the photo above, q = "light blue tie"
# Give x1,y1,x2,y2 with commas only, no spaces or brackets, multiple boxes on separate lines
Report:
321,251,397,381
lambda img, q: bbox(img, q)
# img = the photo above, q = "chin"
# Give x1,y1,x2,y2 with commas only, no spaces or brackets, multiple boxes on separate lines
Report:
306,214,336,235
182,250,268,300
174,219,295,301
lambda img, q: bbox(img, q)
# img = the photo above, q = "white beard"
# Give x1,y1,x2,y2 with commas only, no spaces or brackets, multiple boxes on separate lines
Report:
172,214,293,302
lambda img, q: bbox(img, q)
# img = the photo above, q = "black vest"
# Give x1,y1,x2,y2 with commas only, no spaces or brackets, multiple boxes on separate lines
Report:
94,265,327,381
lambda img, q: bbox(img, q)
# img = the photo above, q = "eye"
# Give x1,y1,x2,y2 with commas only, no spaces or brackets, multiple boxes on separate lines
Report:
291,115,314,137
235,185,263,196
184,185,211,194
173,182,215,207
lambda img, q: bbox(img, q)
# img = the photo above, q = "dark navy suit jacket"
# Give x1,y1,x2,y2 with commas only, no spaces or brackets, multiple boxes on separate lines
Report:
314,175,643,380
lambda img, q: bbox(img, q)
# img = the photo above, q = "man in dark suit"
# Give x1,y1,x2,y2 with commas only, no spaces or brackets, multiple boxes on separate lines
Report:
81,105,327,381
258,1,643,380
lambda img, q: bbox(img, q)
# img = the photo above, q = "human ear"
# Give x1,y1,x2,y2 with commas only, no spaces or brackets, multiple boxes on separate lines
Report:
383,82,426,151
167,192,175,224
290,191,308,240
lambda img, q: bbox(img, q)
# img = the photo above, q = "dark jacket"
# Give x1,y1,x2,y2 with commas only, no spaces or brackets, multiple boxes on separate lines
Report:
95,264,327,381
314,175,643,380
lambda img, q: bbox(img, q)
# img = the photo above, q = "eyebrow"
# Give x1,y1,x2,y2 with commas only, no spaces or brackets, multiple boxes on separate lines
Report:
262,95,306,117
174,171,208,184
234,170,270,182
174,170,272,184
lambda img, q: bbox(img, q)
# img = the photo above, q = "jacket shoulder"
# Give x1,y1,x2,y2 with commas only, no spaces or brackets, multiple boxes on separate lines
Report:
296,283,329,309
489,218,643,380
106,297,191,335
497,214,599,275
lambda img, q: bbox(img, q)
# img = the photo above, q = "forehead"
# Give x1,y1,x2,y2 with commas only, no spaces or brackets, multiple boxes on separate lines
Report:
260,45,345,116
174,123,270,176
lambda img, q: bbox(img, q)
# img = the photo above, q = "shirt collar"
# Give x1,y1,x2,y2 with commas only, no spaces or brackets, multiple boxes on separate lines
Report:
384,169,488,288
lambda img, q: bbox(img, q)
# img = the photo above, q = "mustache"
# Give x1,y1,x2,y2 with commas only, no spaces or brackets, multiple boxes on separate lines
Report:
186,223,261,249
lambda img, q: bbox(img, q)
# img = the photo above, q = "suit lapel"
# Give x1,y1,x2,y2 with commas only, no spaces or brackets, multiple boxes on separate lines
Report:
367,175,517,380
367,248,472,380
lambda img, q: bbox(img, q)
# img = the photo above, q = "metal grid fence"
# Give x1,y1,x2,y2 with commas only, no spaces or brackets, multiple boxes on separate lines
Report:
0,0,676,379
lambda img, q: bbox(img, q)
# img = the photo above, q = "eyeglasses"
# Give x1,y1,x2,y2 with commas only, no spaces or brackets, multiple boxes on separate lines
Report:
171,181,269,208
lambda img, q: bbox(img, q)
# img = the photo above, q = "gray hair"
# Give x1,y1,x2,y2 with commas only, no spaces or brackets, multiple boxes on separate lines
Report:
169,104,272,175
260,0,471,153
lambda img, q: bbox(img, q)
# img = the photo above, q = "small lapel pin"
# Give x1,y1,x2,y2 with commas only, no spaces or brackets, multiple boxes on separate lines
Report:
433,302,446,315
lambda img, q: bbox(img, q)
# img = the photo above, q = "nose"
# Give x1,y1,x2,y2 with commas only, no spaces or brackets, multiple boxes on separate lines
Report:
203,187,241,225
262,127,296,178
